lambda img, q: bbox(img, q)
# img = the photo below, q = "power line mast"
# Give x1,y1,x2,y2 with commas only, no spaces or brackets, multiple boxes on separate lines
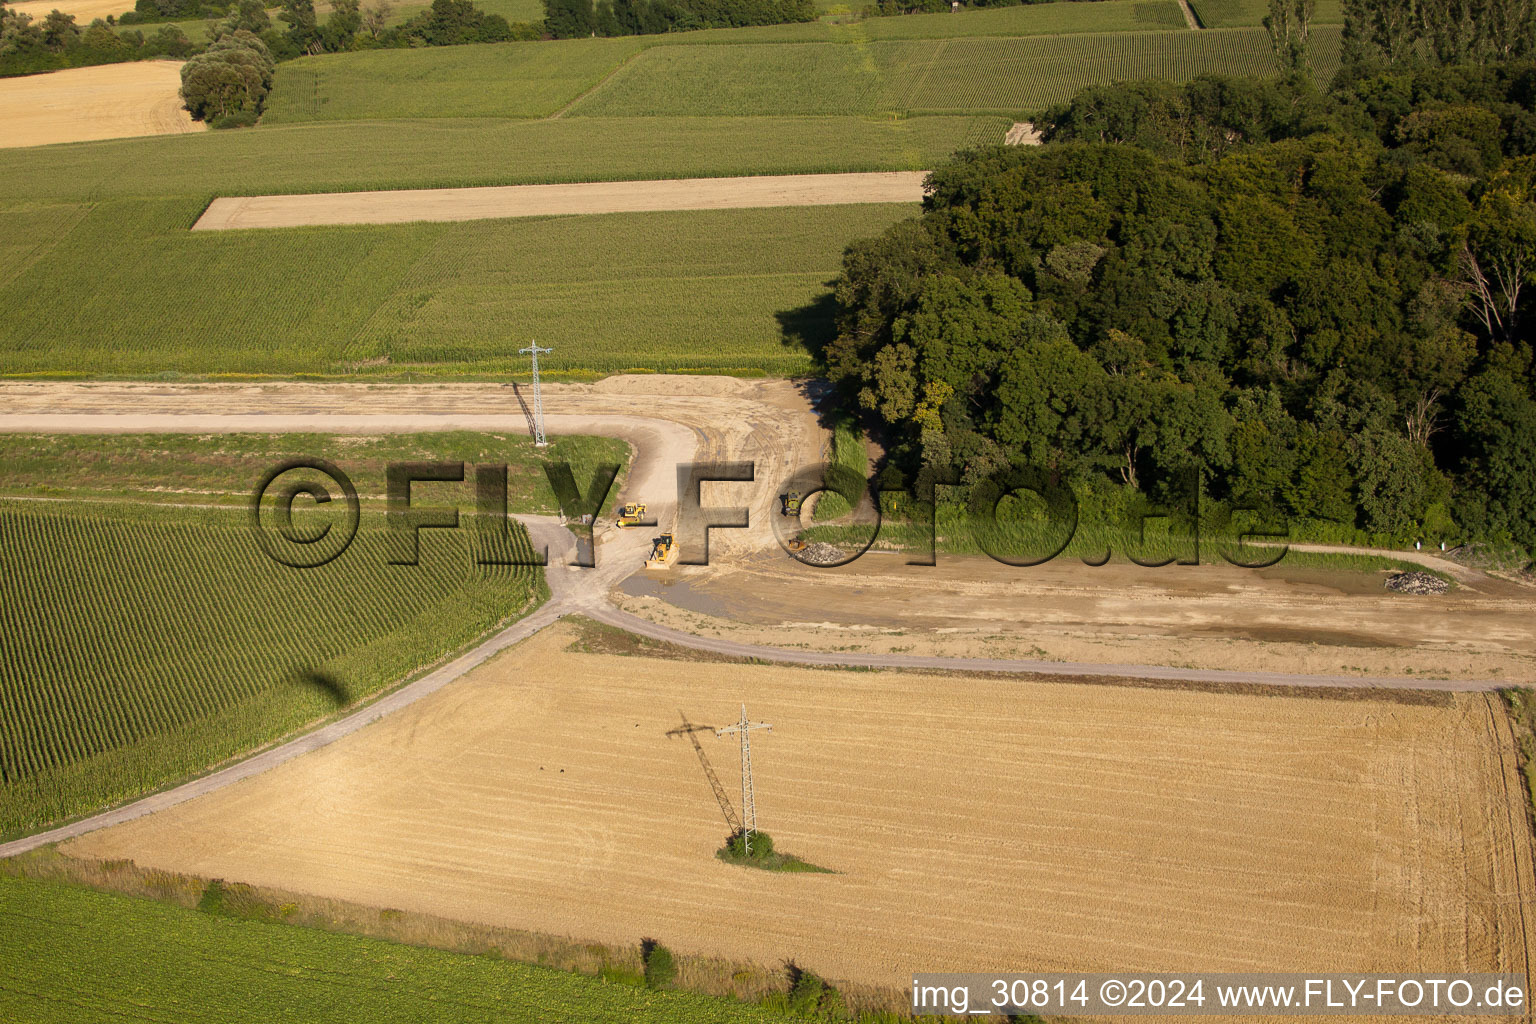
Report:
519,342,551,447
716,703,772,855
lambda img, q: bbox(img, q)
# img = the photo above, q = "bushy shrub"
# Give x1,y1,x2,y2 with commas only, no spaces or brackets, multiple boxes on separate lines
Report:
211,109,259,128
640,938,677,990
786,963,846,1019
180,30,274,121
724,828,774,859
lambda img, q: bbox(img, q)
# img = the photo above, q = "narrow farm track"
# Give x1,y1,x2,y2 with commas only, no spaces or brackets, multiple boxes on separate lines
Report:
0,378,1526,858
191,172,929,230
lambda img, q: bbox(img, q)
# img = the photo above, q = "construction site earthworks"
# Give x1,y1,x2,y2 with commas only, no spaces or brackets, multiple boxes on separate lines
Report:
4,1,1536,1018
4,376,1536,1020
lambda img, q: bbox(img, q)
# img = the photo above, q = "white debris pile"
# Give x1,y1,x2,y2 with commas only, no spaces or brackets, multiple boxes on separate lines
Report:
798,542,850,565
1384,571,1450,595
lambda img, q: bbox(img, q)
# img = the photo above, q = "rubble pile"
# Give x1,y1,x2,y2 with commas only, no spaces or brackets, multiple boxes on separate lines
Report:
1384,571,1450,595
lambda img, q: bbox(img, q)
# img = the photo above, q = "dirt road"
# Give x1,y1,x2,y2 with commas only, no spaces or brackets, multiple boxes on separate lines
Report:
4,378,1529,679
2,376,1533,861
60,624,1536,993
0,61,201,149
190,171,929,230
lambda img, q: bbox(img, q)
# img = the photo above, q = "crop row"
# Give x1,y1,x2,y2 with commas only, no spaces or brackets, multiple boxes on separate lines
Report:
572,28,1333,118
259,0,1195,125
0,506,542,833
0,200,912,378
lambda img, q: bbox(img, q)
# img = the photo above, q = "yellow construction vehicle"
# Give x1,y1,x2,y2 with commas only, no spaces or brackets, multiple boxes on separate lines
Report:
617,502,647,528
645,533,678,568
780,491,803,516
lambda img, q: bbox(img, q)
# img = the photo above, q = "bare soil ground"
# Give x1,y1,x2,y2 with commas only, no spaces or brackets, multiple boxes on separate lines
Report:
190,171,928,230
616,551,1536,682
63,623,1536,992
1004,121,1041,144
5,378,1532,682
0,61,201,149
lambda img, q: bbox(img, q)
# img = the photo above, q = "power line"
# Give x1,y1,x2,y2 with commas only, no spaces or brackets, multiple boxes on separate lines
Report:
519,342,551,447
716,703,772,856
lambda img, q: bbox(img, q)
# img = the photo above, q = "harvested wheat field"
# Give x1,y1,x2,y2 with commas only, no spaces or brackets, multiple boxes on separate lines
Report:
64,623,1536,990
0,61,201,149
191,172,928,230
9,0,133,21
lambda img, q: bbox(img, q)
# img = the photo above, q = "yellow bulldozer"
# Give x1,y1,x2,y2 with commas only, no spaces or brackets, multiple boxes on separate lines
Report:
617,502,647,528
645,533,678,569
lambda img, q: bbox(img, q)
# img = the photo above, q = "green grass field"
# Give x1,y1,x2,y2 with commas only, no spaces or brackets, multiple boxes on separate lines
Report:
0,875,800,1023
0,430,626,836
0,201,913,376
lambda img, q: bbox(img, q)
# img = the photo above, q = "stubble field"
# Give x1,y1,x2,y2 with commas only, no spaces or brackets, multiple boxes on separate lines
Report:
0,61,200,149
64,624,1536,990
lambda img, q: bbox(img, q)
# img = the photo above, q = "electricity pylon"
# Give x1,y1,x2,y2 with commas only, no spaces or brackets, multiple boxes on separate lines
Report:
716,703,772,855
519,342,551,447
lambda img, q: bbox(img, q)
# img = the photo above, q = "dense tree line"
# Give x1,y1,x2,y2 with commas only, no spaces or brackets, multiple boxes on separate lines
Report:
827,56,1536,551
544,0,813,38
866,0,1106,17
180,28,272,123
120,0,227,26
2,0,533,79
0,1,195,75
212,0,530,60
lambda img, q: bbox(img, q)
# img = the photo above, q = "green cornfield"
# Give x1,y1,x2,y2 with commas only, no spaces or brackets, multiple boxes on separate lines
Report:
0,201,915,377
1,0,1339,382
0,875,801,1023
1186,0,1343,25
0,503,545,835
0,431,630,510
573,28,1320,119
263,38,646,123
257,0,1195,126
0,115,982,204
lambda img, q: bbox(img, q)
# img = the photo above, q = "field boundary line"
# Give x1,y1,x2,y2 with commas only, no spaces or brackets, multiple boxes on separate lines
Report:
581,601,1501,692
0,598,566,860
190,171,929,230
551,44,649,119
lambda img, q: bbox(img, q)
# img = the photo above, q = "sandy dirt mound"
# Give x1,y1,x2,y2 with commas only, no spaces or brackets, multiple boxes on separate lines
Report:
0,61,201,149
63,624,1536,991
1004,121,1041,145
191,171,928,230
614,550,1536,682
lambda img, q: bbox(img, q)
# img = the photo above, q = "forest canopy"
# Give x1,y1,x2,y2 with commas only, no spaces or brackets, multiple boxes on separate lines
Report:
826,54,1536,554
